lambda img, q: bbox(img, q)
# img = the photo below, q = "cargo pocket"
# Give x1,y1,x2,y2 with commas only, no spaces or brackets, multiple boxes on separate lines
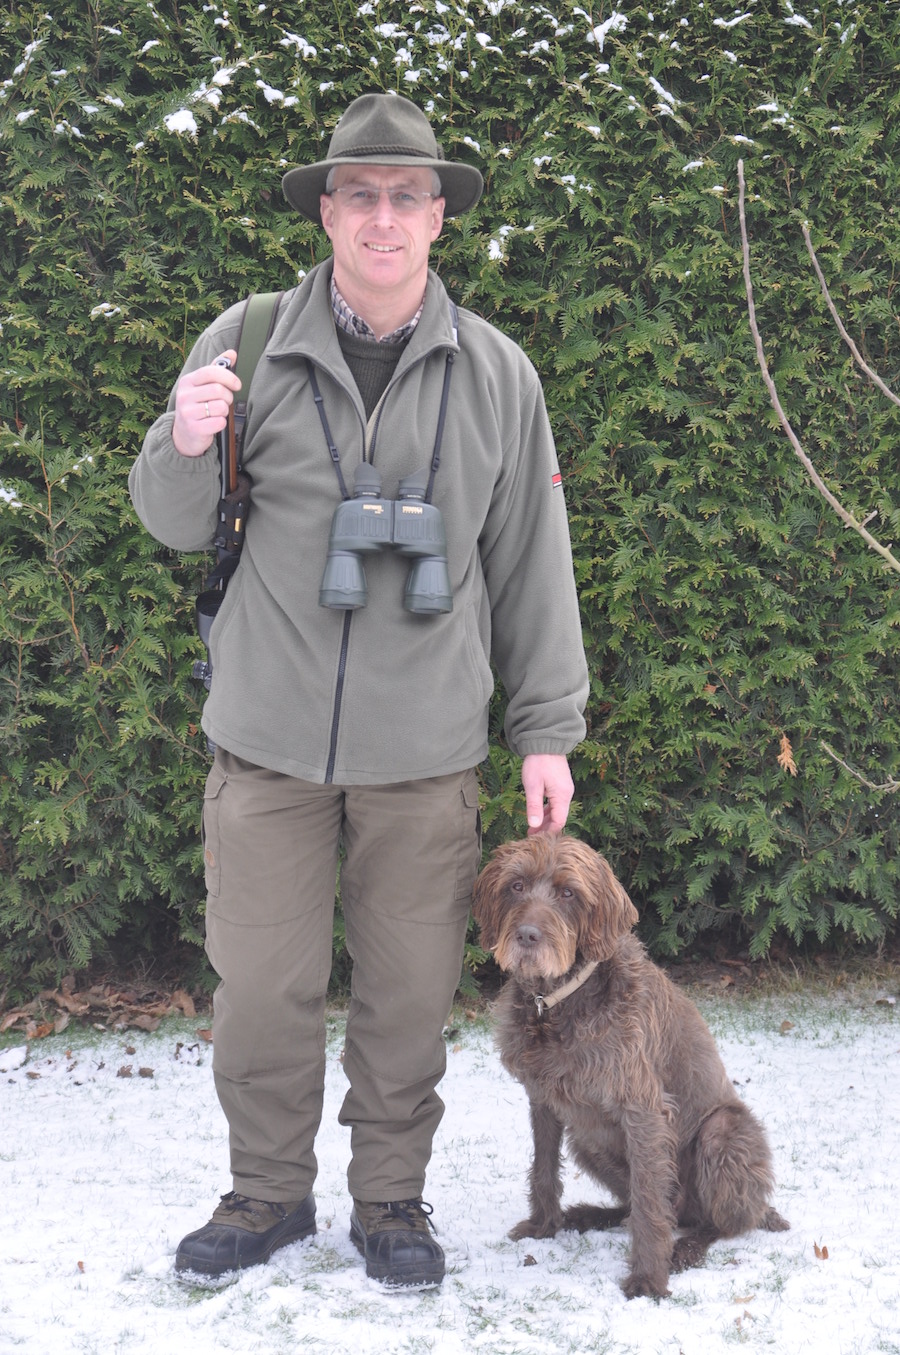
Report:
456,768,483,901
201,760,228,898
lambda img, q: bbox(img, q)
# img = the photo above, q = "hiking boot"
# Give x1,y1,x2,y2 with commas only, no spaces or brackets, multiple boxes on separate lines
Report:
174,1191,316,1278
349,1197,445,1288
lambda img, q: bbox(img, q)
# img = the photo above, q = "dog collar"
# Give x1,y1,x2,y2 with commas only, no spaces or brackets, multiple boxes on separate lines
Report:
533,960,599,1018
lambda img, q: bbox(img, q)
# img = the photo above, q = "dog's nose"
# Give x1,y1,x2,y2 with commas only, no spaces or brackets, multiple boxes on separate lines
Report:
515,924,543,948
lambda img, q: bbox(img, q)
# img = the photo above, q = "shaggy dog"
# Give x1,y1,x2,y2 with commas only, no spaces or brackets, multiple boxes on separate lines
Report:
472,835,789,1299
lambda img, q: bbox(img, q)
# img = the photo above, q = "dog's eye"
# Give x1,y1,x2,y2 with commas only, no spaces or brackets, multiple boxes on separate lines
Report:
511,880,524,893
559,887,574,899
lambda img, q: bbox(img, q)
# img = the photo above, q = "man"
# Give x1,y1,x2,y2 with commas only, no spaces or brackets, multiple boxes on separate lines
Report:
130,93,588,1289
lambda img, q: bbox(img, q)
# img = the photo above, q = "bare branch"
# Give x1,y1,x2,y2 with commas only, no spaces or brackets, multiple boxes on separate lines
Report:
820,741,900,795
801,225,900,410
737,159,900,577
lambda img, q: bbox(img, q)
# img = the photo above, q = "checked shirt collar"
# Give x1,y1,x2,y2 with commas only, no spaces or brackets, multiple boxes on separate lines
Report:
330,274,424,345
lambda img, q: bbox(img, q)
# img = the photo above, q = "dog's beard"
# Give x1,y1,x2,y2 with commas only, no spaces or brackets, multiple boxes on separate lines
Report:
492,911,577,982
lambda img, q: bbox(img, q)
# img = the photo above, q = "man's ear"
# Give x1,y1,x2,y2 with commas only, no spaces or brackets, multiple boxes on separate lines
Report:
320,193,335,240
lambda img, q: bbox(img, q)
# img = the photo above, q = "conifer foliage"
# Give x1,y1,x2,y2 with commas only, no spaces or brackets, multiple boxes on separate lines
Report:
1,1,898,994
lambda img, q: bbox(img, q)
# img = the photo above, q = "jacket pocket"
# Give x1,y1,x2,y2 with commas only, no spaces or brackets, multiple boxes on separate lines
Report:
201,760,228,897
463,599,495,707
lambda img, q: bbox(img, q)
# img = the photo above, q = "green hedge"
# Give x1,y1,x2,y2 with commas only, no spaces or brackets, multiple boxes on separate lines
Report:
1,0,899,997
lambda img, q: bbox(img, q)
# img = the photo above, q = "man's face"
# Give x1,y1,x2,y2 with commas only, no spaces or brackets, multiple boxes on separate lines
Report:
320,164,445,316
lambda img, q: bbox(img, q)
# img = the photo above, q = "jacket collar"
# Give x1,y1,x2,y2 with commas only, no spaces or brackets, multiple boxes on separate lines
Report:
265,261,459,370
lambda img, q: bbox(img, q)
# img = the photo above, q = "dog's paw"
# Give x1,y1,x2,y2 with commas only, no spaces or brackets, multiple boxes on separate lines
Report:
622,1272,671,1301
762,1207,790,1233
508,1216,561,1241
671,1234,710,1273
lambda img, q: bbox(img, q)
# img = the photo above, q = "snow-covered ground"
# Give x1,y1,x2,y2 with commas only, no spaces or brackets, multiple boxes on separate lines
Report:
1,987,898,1354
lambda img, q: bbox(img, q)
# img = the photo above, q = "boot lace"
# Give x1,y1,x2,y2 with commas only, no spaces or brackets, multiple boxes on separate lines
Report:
218,1191,287,1223
371,1199,436,1233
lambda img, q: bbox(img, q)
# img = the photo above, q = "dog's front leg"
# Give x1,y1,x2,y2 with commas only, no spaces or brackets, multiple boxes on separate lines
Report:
620,1106,678,1300
509,1098,565,1240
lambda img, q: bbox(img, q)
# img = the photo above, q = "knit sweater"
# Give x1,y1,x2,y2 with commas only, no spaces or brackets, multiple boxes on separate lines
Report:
336,328,406,419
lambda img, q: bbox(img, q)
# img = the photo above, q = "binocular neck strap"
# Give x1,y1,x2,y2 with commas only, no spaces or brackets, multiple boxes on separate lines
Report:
307,300,459,504
423,299,459,502
307,358,351,500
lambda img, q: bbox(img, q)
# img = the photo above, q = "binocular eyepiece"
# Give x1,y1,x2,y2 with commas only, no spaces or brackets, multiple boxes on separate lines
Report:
319,465,452,614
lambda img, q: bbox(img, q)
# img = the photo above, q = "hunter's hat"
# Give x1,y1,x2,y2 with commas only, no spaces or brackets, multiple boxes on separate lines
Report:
282,92,484,220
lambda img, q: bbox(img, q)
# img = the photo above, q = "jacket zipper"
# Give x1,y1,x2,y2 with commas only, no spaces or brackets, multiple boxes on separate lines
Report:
325,611,353,783
313,337,455,783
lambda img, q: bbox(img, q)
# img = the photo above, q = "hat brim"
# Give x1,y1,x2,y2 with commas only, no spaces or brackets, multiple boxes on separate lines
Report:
282,156,483,220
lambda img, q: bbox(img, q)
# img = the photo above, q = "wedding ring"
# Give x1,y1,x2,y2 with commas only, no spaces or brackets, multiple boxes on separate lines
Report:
204,402,211,419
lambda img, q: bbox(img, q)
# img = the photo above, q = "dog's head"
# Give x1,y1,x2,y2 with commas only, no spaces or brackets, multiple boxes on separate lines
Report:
472,835,639,981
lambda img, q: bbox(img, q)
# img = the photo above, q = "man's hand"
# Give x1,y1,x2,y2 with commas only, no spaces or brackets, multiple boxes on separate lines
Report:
172,350,242,458
521,753,574,836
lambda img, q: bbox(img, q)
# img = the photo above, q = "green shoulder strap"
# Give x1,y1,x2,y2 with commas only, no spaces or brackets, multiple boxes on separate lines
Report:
232,289,284,455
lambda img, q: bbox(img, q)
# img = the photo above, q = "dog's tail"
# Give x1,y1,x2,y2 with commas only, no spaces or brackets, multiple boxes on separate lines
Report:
561,1203,629,1234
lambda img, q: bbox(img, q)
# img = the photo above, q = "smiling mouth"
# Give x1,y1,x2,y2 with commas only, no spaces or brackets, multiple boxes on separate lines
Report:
366,243,401,253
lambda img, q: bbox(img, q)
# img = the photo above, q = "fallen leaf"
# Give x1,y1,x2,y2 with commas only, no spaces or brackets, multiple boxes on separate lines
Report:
196,1028,213,1043
43,986,91,1015
523,1255,538,1267
117,1065,133,1078
138,1067,154,1079
780,1020,795,1035
814,1241,829,1260
172,988,196,1018
77,1260,85,1273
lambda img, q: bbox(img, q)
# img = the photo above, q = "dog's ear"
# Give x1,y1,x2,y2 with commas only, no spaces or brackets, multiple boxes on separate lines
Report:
566,841,639,961
470,846,513,951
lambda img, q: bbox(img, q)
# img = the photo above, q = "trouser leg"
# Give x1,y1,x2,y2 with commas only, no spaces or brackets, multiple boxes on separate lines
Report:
338,768,482,1202
202,750,343,1202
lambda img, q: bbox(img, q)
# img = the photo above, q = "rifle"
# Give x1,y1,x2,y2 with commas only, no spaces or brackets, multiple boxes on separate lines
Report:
192,291,284,703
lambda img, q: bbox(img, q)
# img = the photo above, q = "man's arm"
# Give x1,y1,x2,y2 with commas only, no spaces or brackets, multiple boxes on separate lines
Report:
130,310,247,551
473,338,588,831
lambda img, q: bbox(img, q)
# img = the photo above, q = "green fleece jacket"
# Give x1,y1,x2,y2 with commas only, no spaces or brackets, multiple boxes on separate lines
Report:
130,262,588,784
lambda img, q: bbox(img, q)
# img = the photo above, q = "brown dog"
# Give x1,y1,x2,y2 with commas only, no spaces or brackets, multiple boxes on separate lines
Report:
472,835,789,1299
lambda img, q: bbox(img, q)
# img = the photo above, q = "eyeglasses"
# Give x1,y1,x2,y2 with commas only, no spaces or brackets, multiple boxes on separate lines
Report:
328,184,437,213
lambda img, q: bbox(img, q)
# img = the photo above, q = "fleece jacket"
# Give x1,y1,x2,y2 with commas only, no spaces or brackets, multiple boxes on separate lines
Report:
129,261,589,784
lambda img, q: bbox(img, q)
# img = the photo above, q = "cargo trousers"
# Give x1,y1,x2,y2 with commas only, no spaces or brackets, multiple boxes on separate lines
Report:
201,749,481,1204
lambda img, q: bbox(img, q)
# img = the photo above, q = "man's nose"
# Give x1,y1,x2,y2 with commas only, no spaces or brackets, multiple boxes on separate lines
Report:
371,192,399,224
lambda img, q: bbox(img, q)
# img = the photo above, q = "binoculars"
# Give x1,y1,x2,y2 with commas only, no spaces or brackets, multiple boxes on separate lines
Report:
319,464,452,614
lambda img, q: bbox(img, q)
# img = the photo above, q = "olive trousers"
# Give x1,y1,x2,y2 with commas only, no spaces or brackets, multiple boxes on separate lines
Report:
201,749,481,1204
